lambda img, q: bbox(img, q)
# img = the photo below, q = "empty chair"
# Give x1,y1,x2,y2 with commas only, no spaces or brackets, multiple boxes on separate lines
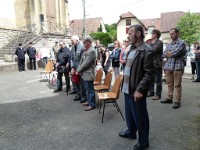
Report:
94,69,103,86
94,70,112,92
40,60,54,83
97,75,125,123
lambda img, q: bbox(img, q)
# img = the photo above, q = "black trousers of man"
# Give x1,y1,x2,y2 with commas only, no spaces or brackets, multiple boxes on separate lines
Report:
29,58,36,70
18,58,25,71
56,72,70,91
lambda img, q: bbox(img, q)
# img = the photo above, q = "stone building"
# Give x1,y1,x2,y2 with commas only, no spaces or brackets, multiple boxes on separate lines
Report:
0,0,70,60
0,0,69,33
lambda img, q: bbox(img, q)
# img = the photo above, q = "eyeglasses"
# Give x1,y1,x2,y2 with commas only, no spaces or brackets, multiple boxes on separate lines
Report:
125,41,129,42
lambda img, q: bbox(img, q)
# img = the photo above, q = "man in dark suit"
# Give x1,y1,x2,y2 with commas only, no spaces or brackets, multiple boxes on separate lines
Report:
54,40,71,92
15,43,26,72
26,42,37,70
148,29,163,100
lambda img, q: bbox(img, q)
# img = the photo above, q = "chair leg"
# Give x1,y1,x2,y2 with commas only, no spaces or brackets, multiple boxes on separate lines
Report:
114,101,125,121
102,101,106,123
99,101,102,114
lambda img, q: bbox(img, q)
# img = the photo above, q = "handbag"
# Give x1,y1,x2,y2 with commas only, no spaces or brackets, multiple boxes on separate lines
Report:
57,66,66,73
72,74,81,83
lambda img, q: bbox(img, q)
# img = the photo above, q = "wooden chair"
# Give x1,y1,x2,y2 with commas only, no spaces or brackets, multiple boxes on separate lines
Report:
40,60,54,83
94,70,112,92
94,69,103,86
97,75,125,123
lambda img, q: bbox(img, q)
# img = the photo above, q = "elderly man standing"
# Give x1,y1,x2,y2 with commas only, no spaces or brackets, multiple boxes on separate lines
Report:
119,24,155,150
77,36,96,111
54,40,71,92
161,28,186,109
70,35,86,102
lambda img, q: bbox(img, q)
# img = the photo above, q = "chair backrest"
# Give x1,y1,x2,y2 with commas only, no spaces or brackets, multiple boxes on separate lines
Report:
94,69,103,84
103,70,112,88
111,75,122,99
45,60,54,72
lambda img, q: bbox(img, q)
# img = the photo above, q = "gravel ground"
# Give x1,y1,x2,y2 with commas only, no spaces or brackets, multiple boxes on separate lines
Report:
0,69,200,150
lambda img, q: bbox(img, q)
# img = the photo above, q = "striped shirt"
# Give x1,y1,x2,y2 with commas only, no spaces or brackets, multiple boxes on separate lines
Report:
163,38,186,70
122,49,137,94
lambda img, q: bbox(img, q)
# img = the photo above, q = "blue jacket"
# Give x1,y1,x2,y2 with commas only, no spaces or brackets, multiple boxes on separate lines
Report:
15,47,26,59
27,46,36,58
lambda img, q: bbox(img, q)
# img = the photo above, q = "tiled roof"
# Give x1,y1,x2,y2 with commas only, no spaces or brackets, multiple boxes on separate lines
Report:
160,11,185,32
140,11,189,32
120,11,136,19
70,17,103,37
140,18,161,30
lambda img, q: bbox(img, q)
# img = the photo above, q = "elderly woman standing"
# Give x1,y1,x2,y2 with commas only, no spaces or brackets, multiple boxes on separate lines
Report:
100,47,111,75
110,40,121,78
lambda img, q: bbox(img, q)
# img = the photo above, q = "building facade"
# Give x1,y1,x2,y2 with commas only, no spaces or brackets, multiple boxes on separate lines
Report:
0,0,69,34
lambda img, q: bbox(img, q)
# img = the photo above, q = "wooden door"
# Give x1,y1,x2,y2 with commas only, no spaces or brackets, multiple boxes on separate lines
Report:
46,0,56,32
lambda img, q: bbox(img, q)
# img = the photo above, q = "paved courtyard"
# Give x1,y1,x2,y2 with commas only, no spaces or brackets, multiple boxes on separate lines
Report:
0,69,200,150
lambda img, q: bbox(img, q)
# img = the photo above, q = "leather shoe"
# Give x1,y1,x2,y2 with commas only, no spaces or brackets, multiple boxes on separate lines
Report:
82,102,89,106
152,96,161,100
133,143,149,150
147,92,154,97
74,96,81,101
54,89,62,92
85,106,95,111
69,90,77,94
119,131,136,139
173,102,181,109
80,98,87,103
192,79,200,82
160,98,173,104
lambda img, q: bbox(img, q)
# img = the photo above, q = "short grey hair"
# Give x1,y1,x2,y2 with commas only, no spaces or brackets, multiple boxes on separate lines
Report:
83,35,93,43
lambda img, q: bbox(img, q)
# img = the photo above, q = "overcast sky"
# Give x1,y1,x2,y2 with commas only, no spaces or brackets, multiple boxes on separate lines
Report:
68,0,200,24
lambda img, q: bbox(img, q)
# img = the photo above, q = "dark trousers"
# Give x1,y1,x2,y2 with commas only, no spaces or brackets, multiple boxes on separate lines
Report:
56,72,70,90
75,78,86,98
29,58,36,70
124,93,149,147
84,80,96,107
196,59,200,80
43,57,48,67
149,68,162,97
102,62,111,75
18,58,25,71
191,62,196,75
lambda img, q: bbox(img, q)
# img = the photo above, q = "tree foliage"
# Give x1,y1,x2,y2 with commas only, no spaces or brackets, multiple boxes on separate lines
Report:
177,12,200,45
90,32,112,47
105,23,117,41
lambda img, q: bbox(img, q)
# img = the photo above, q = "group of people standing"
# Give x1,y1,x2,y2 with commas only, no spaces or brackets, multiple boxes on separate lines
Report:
15,41,60,72
189,41,200,82
15,24,197,150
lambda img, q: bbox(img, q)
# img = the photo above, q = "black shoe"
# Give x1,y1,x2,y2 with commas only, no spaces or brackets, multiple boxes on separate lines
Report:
133,143,149,150
147,92,154,97
69,90,77,94
119,131,136,139
54,89,62,92
192,79,200,82
80,98,87,103
173,102,181,109
74,96,81,101
160,98,173,104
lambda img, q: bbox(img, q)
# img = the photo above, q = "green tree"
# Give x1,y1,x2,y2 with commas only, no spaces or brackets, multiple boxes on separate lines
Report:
90,32,112,47
177,12,200,46
105,23,117,41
